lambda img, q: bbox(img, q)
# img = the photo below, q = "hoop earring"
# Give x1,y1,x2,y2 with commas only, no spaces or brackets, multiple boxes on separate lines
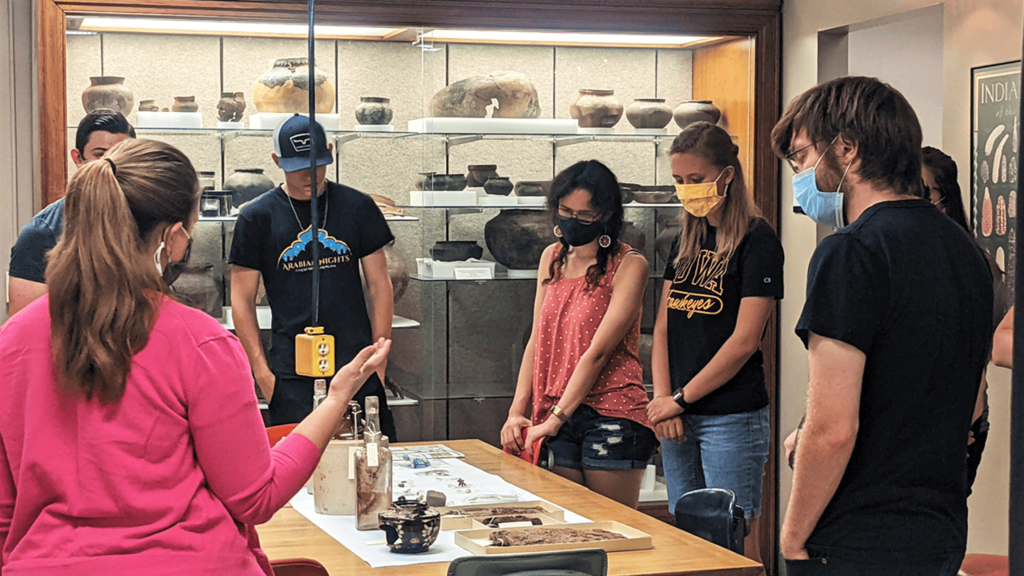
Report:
553,225,563,238
598,234,611,249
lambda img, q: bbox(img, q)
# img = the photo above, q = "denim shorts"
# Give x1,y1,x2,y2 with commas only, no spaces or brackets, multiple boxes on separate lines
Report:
661,405,769,519
547,404,659,471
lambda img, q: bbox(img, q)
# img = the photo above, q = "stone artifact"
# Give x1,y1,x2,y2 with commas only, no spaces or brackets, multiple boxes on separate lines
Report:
216,92,246,122
355,96,393,125
467,164,500,188
171,96,199,113
489,527,626,547
442,505,549,517
138,99,159,112
625,98,673,130
480,516,545,528
673,100,721,129
485,209,558,270
223,168,275,208
253,57,336,114
483,177,514,196
82,76,134,115
514,181,552,197
430,71,541,119
379,497,441,554
569,89,624,129
430,241,484,262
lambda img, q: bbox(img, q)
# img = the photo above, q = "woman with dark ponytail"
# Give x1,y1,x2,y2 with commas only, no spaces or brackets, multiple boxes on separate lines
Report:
0,139,389,574
500,160,657,508
647,122,784,566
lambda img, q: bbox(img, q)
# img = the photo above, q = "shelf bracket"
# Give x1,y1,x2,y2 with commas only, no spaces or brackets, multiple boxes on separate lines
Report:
445,134,484,148
335,133,362,146
217,129,244,145
553,136,593,149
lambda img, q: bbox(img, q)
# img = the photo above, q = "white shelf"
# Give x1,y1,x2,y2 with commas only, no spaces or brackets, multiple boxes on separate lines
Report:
218,306,419,331
198,214,417,223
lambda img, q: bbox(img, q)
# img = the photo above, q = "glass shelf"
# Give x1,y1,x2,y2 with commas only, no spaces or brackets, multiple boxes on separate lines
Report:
411,271,664,282
218,306,420,331
199,214,418,222
401,202,680,210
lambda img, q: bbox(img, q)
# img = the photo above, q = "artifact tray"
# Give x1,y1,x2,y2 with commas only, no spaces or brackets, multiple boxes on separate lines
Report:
437,501,565,530
454,521,652,555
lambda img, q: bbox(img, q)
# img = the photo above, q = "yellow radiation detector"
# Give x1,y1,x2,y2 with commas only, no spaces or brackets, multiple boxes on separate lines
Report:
296,326,335,377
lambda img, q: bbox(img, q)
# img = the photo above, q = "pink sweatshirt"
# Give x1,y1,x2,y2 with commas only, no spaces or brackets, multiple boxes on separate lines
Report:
0,296,320,575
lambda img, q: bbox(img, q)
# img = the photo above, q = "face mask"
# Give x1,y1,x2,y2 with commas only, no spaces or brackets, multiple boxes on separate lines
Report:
791,137,851,228
558,216,604,247
154,226,193,286
675,169,728,218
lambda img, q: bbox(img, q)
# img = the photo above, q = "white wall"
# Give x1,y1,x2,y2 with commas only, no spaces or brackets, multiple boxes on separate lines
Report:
779,0,1023,566
1,0,39,324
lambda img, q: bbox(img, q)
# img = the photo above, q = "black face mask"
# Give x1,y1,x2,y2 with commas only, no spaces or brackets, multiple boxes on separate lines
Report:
558,216,604,247
157,232,193,286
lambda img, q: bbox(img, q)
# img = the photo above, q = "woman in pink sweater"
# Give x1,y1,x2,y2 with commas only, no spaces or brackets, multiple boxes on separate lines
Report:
0,139,390,575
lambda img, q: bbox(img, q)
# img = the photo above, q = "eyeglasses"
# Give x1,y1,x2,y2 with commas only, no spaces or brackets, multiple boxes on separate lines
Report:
784,142,816,173
557,206,601,225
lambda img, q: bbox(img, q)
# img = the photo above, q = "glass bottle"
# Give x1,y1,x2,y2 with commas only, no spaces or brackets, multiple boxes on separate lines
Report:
355,397,392,530
305,378,329,494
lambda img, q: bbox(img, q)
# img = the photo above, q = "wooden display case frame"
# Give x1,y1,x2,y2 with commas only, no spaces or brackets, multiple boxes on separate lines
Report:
37,0,782,571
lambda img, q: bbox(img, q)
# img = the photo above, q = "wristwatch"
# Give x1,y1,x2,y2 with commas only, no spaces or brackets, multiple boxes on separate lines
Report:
549,405,569,422
671,388,690,411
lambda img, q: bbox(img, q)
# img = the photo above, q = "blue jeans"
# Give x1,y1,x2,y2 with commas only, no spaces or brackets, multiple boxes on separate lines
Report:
785,551,964,576
547,405,659,471
661,406,769,519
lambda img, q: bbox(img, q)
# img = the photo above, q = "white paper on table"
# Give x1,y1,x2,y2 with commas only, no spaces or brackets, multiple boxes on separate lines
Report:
286,460,589,568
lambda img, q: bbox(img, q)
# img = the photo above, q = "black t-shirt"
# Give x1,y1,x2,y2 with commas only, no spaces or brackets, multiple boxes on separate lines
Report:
663,219,784,415
9,198,65,283
229,182,394,377
796,199,992,561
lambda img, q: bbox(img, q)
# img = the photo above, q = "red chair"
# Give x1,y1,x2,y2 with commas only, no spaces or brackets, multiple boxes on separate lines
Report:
267,424,298,448
959,554,1009,576
270,558,329,576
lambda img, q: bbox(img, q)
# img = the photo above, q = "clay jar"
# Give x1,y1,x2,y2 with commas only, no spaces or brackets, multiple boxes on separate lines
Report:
655,213,683,263
625,98,673,130
569,89,624,129
378,497,441,554
430,241,484,262
483,177,514,196
253,57,336,114
217,92,246,122
514,181,552,197
138,99,159,112
673,100,721,130
355,97,393,125
485,209,558,270
82,76,134,115
384,239,410,304
466,164,499,188
415,173,467,191
223,168,275,207
172,96,199,113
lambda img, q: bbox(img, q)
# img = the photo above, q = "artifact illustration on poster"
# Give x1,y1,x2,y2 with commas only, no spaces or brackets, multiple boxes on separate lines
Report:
973,61,1020,302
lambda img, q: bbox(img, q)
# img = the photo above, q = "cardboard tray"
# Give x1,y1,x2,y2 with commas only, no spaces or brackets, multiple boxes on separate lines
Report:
438,501,565,531
454,521,652,555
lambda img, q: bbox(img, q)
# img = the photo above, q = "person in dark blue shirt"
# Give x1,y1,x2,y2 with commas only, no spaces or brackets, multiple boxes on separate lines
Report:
7,110,135,317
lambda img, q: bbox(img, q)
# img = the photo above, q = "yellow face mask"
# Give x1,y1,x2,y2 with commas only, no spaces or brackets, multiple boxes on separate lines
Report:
675,169,728,218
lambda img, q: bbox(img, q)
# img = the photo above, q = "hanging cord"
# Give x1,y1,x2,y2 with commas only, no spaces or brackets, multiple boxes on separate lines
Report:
307,0,321,326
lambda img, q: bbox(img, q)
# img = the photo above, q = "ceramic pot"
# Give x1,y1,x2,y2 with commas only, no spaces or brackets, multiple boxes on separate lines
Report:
224,168,275,207
378,497,441,554
485,209,558,270
138,99,159,112
355,97,393,125
467,164,499,188
170,263,222,318
673,100,721,130
655,219,683,263
172,96,199,113
569,89,623,129
82,76,134,115
483,177,514,196
446,174,468,191
620,221,646,252
253,57,336,114
430,241,484,262
620,183,640,205
633,185,676,204
514,181,552,197
384,240,410,304
217,92,246,122
625,98,673,130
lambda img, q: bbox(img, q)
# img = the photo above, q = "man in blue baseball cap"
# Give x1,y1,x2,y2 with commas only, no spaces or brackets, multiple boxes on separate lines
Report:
229,114,396,438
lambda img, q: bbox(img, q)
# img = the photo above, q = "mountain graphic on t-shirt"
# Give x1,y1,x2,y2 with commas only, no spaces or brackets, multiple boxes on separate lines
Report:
278,226,350,264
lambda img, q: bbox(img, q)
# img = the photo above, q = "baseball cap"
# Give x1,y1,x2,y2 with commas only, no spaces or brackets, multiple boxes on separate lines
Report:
273,114,334,173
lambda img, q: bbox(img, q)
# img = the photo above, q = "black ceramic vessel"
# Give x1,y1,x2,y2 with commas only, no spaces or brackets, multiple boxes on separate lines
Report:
430,241,484,262
483,177,514,196
378,497,441,554
484,209,558,270
224,168,275,208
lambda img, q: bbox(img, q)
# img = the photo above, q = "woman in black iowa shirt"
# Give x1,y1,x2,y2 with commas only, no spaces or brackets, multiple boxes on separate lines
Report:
646,122,784,566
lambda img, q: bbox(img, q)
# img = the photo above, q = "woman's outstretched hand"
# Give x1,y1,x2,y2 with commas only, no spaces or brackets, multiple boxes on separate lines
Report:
329,338,391,401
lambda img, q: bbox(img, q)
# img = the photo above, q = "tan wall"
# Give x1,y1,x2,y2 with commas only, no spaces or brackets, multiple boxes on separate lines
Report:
779,0,1022,563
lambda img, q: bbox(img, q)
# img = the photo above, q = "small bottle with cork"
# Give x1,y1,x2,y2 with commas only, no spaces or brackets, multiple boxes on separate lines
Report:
355,396,392,530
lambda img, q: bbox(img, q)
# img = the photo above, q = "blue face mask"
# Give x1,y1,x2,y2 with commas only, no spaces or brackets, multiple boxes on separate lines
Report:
792,137,852,228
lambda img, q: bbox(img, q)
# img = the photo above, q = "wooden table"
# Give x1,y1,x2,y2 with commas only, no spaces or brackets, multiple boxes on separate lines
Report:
257,440,761,576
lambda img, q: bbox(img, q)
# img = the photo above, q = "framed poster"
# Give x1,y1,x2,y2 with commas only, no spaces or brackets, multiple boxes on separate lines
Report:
972,60,1021,302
